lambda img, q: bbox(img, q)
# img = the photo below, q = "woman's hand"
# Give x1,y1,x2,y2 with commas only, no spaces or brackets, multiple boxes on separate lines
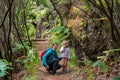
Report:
45,66,49,71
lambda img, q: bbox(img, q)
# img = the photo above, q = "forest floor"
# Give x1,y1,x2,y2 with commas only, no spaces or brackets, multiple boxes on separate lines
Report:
36,64,74,80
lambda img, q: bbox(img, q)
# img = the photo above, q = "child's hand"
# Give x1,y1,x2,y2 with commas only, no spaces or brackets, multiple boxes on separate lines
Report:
68,59,70,61
61,47,65,52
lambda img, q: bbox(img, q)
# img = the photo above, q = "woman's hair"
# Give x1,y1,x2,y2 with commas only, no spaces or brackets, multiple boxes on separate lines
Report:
52,42,58,46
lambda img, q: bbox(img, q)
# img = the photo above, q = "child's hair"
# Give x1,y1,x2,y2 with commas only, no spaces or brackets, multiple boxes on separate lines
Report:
61,40,69,47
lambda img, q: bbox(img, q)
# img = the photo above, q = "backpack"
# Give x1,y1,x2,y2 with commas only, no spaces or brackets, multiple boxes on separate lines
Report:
39,48,50,60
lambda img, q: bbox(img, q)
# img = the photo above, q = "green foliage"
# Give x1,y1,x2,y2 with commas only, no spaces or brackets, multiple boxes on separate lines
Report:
84,59,109,79
12,41,31,53
51,26,70,46
103,49,120,54
26,1,37,21
25,76,37,80
21,62,40,80
21,48,40,79
84,60,94,80
92,60,109,73
56,15,61,26
84,59,93,66
86,67,94,80
84,59,94,80
82,5,90,11
0,59,13,77
28,24,36,38
97,48,120,62
112,76,120,80
36,0,52,7
60,0,69,4
68,48,78,67
38,8,49,18
23,48,39,71
12,43,25,53
21,1,50,38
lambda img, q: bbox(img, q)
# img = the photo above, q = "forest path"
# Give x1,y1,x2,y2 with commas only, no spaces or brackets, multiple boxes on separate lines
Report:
33,40,74,80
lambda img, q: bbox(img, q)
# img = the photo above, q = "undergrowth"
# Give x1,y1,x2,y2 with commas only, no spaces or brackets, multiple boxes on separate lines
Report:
68,48,78,68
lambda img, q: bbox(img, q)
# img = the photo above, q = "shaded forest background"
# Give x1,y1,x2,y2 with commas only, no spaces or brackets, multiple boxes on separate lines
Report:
0,0,120,80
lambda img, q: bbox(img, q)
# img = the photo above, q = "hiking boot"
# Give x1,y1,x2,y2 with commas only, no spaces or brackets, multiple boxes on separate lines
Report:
51,71,56,75
61,70,67,74
46,69,52,73
48,70,52,73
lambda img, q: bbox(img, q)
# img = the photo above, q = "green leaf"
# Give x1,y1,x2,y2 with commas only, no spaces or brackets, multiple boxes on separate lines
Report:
84,59,93,66
92,60,108,72
0,59,13,77
112,76,120,80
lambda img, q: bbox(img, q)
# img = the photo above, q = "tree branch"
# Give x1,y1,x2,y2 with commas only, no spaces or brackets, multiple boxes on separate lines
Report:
0,0,14,29
50,0,64,26
12,20,27,55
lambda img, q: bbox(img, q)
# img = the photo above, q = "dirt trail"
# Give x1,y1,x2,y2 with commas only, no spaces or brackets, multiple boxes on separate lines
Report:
33,40,74,80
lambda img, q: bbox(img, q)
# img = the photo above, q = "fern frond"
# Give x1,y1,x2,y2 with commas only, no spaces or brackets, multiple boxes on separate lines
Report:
0,59,13,77
92,60,108,73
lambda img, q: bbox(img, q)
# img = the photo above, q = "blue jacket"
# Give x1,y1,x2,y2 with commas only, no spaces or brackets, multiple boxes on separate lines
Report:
42,48,59,67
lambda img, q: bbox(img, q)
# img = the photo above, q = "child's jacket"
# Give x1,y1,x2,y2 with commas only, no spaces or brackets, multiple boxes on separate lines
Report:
60,47,70,59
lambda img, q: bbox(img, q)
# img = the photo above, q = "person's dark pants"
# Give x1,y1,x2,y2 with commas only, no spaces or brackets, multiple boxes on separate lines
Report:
44,59,61,74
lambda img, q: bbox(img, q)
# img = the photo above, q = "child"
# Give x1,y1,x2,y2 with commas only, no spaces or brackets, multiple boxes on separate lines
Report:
60,40,70,74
